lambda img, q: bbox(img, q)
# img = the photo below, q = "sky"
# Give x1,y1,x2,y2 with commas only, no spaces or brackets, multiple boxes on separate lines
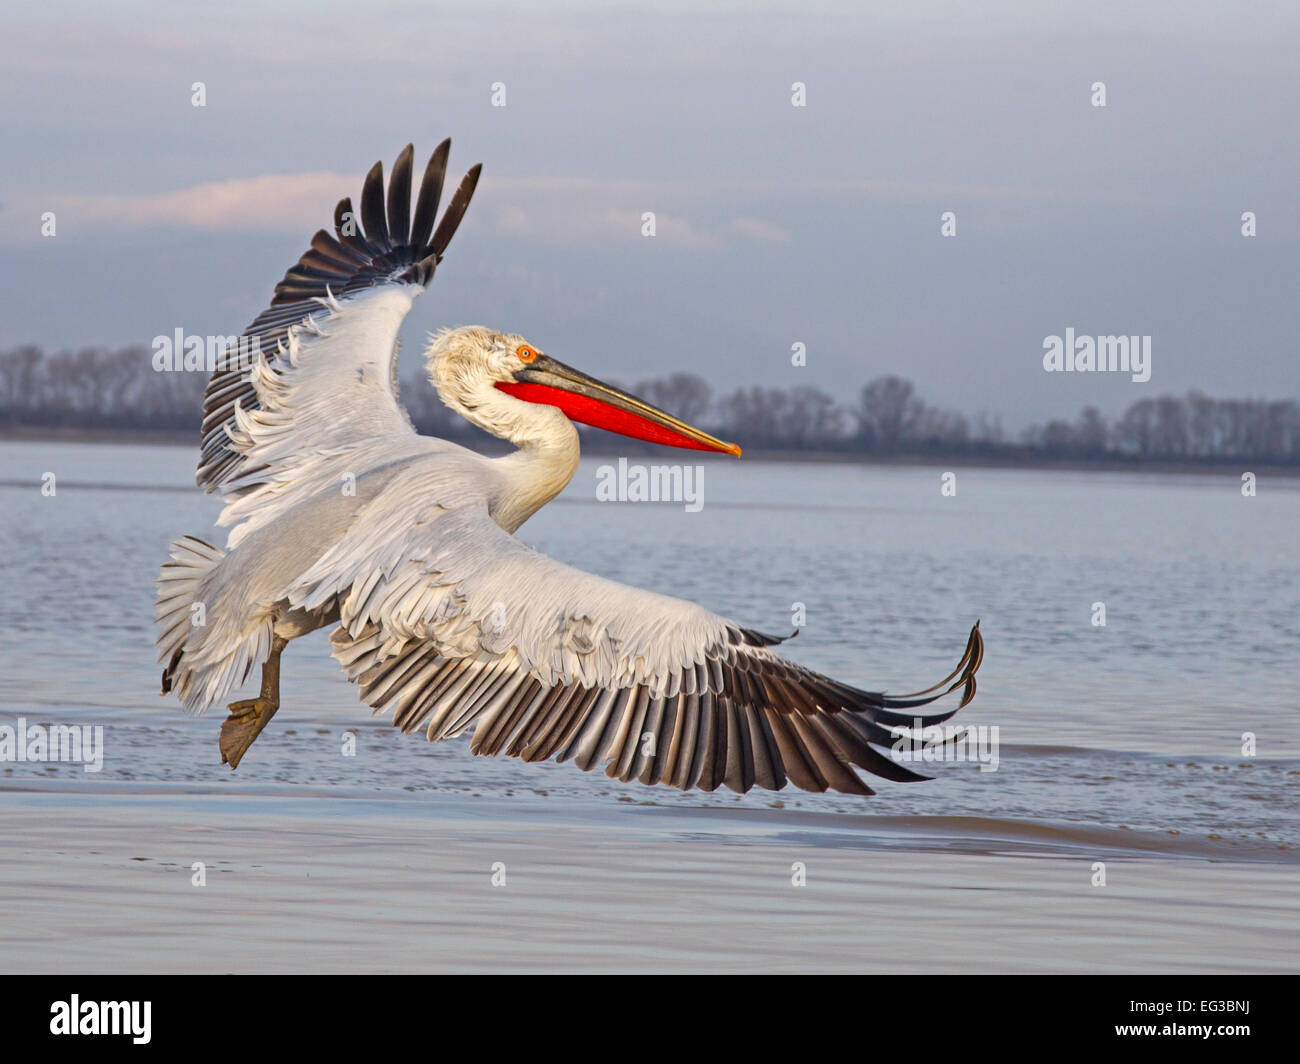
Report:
2,0,1297,428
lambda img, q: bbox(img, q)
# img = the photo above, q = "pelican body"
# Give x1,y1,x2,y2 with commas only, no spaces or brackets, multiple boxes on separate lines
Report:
155,141,983,796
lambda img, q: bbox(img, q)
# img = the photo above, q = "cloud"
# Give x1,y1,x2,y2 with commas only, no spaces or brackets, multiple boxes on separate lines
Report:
42,172,354,234
729,217,792,243
0,166,1210,252
491,190,725,252
0,171,775,252
0,172,356,245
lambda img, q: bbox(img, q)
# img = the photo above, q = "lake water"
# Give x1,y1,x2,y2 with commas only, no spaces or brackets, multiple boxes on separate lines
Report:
1,439,1297,972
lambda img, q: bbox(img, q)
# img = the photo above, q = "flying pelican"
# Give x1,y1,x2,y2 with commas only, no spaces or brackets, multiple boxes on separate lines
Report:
155,140,984,796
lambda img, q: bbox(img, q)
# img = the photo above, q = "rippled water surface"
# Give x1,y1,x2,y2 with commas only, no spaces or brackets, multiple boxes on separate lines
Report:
1,440,1297,971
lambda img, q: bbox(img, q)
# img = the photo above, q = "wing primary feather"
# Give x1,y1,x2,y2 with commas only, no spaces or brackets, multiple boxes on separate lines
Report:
567,687,625,770
469,671,535,755
297,245,358,275
883,622,983,701
428,163,482,258
608,687,651,781
386,144,414,247
410,139,450,251
789,715,873,795
441,659,513,739
504,680,552,759
765,712,827,793
333,196,373,255
362,648,436,716
708,695,730,791
631,694,665,783
693,693,725,792
741,704,778,790
671,693,701,789
765,672,817,716
748,704,787,790
360,643,434,706
642,692,679,785
390,656,462,733
419,659,486,738
310,229,369,267
722,700,755,793
818,713,933,783
520,683,599,762
360,160,390,250
502,681,568,757
656,690,689,784
508,680,569,757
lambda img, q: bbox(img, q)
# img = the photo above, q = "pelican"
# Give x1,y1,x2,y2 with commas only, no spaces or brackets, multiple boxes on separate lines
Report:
155,140,984,796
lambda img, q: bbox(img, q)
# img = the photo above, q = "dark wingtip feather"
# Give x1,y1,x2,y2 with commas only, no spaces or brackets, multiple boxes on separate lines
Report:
410,139,451,251
334,196,370,253
736,626,789,647
956,622,984,707
360,159,390,250
386,144,414,247
428,162,482,258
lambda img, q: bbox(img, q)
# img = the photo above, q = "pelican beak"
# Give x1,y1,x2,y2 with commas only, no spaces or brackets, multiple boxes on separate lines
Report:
496,355,742,456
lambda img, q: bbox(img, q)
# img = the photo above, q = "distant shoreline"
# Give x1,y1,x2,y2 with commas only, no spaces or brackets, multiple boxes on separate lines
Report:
2,425,1297,478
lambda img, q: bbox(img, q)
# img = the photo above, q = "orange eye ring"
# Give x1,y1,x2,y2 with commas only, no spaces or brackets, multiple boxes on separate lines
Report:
516,344,538,362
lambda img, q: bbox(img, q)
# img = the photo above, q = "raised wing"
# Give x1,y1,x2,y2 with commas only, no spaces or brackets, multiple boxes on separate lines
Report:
288,493,984,797
196,141,482,506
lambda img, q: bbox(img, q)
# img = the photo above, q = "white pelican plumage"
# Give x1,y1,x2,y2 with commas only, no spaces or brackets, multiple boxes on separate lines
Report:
155,140,984,796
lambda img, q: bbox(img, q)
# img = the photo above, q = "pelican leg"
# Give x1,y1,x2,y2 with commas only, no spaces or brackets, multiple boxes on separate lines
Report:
219,636,288,769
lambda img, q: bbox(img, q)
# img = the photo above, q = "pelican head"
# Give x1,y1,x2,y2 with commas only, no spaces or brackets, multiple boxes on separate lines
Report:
426,325,741,456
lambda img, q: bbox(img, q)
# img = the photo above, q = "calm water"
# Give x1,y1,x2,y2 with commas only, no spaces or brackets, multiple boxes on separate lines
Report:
0,439,1295,854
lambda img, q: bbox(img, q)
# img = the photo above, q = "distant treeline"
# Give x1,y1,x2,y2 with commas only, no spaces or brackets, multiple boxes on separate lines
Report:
2,343,1298,464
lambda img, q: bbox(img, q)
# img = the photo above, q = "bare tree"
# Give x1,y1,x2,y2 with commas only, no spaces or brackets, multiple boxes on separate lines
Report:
854,376,922,451
3,346,1297,463
1075,406,1109,455
634,373,712,427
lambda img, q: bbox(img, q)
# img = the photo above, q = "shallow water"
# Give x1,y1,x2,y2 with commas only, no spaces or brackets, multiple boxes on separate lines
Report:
1,439,1297,970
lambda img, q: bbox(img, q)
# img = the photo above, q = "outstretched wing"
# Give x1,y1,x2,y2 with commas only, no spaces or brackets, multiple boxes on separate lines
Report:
196,141,482,508
288,492,983,797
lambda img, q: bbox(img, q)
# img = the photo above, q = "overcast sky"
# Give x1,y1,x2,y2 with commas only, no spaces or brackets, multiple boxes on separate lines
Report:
2,0,1297,427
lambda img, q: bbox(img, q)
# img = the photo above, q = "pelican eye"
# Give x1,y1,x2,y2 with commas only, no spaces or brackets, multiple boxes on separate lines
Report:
516,345,538,363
